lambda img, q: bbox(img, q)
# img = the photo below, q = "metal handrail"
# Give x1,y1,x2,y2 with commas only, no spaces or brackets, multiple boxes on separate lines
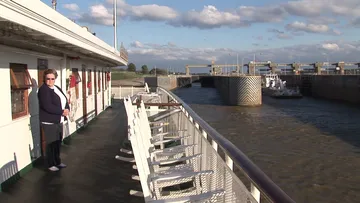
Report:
158,87,296,203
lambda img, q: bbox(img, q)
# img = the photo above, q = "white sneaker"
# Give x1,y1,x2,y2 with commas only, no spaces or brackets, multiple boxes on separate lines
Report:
48,166,59,171
57,163,67,168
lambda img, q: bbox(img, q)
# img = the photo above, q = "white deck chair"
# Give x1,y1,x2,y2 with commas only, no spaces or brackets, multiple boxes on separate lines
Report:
130,108,225,201
117,83,160,155
137,101,189,142
136,103,210,179
121,98,196,167
127,95,189,142
135,83,163,101
131,99,195,157
117,96,188,162
137,101,198,163
138,101,188,144
136,101,208,199
137,101,220,198
119,96,191,175
125,95,171,131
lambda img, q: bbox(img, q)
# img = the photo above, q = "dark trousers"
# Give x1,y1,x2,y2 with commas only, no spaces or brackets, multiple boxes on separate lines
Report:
41,123,63,167
46,140,62,167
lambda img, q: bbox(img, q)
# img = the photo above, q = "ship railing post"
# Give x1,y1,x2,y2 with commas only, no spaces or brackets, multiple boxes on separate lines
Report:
201,130,209,193
212,140,218,151
225,154,234,202
189,116,194,154
193,122,201,194
251,183,261,202
211,139,218,191
225,155,233,170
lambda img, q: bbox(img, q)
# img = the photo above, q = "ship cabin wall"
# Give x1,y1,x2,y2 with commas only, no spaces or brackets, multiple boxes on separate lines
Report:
0,46,112,185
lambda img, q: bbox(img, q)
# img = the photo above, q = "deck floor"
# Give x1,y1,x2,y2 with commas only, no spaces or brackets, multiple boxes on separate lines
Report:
0,101,143,203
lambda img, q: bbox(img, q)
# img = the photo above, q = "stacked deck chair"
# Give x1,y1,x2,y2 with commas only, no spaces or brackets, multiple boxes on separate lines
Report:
117,83,163,156
126,99,225,202
117,95,192,168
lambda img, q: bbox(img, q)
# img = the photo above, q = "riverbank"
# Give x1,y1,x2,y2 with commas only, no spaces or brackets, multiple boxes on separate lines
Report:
111,71,147,87
111,78,144,87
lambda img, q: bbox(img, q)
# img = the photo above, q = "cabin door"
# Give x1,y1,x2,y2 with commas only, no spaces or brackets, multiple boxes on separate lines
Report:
82,66,87,125
37,59,48,157
94,68,98,116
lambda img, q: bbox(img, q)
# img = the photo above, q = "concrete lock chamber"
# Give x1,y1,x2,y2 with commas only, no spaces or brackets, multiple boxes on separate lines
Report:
229,76,262,106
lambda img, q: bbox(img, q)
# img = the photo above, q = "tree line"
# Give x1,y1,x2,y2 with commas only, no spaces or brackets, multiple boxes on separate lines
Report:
124,63,169,75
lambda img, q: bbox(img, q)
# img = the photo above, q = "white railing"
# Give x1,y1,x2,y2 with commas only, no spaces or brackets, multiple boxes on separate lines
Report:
112,86,146,99
147,87,296,203
117,84,295,202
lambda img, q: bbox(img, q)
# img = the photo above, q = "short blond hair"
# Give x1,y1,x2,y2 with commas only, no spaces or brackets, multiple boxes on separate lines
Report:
43,69,58,82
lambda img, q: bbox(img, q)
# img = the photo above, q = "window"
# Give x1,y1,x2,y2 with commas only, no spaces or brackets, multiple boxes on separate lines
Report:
37,59,48,86
10,63,32,119
87,70,92,95
71,68,81,99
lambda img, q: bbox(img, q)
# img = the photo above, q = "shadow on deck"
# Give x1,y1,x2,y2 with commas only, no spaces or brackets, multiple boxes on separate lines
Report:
0,100,143,203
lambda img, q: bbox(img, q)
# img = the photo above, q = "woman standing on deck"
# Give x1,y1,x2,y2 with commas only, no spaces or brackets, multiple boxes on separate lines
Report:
38,69,70,172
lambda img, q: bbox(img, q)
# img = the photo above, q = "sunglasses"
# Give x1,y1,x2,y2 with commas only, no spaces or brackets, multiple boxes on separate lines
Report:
46,78,55,81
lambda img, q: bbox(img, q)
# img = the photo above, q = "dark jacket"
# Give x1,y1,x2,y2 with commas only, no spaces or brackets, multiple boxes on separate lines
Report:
38,84,70,124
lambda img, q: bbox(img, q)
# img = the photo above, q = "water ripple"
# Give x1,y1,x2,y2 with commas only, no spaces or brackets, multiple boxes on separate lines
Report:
173,83,360,203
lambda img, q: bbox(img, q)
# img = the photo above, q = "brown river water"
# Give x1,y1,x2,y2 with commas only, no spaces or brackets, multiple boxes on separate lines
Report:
172,83,360,203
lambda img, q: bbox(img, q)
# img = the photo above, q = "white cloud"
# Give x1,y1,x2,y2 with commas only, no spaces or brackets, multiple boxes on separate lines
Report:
126,40,360,71
128,42,222,63
328,0,360,17
129,4,178,21
168,42,177,47
170,5,243,29
170,5,286,29
283,0,360,18
75,3,286,29
307,16,339,25
351,17,360,27
277,33,292,39
130,41,143,48
77,0,176,25
63,3,79,11
72,0,360,32
283,1,326,17
285,21,341,35
237,6,286,23
78,4,114,26
322,43,340,51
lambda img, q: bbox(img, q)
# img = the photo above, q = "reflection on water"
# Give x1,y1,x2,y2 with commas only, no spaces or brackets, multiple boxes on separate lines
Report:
173,83,360,203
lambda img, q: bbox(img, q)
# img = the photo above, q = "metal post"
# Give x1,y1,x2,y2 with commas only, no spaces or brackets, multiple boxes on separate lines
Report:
327,56,329,75
114,0,117,51
236,53,239,74
253,53,256,76
241,58,244,75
